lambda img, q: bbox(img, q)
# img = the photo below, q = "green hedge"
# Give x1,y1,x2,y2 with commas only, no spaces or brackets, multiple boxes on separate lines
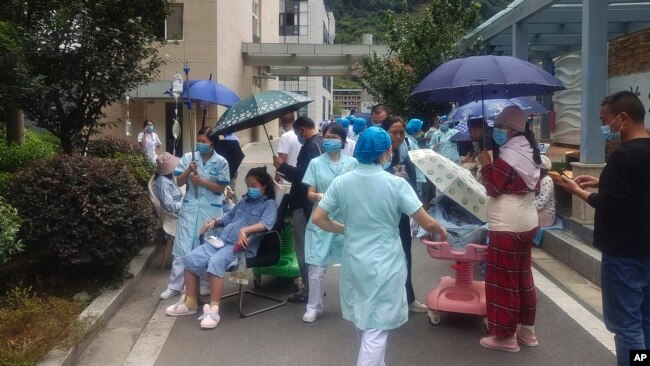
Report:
7,155,157,271
0,197,23,266
0,129,60,173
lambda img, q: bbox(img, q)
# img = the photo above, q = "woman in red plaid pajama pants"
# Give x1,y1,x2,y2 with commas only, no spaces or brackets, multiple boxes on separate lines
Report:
477,106,542,352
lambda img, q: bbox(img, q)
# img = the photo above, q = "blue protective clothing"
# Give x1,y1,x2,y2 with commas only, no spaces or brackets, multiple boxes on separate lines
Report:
172,151,230,257
430,128,461,164
302,153,358,266
353,126,391,164
319,163,423,330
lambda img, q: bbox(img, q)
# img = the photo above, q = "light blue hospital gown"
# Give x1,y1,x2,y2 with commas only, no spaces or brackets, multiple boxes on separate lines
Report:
302,153,358,266
173,151,230,258
319,163,423,330
183,195,277,278
153,174,183,214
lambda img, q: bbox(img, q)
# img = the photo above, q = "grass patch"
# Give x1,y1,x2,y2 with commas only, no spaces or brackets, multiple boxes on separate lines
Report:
0,287,87,366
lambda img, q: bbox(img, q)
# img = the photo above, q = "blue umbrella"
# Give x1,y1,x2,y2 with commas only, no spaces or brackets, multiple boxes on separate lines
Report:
447,97,547,126
409,55,565,104
164,79,239,107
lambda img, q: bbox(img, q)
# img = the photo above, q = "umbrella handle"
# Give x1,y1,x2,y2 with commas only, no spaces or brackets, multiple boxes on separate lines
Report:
262,124,276,156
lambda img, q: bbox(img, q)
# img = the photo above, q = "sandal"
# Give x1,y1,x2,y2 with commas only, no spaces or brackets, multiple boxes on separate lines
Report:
287,292,308,303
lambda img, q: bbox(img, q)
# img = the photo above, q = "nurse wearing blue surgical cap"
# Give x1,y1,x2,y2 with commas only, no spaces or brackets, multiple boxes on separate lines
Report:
312,127,447,366
349,117,367,141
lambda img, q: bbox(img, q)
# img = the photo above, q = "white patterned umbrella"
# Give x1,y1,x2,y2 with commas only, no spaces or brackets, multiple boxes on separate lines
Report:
409,149,488,222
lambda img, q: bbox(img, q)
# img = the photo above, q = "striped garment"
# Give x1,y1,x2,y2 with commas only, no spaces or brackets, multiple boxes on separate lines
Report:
485,228,538,337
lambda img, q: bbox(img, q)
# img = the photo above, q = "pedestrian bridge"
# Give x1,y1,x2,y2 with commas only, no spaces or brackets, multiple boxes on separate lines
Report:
241,43,389,77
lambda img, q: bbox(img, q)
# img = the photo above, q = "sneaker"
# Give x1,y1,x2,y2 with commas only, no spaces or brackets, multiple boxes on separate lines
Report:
302,309,323,323
165,295,197,316
200,285,210,296
198,304,220,329
480,336,520,352
159,288,181,300
408,300,428,313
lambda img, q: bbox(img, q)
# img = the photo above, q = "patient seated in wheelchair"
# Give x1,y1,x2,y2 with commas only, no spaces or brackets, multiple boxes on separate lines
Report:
165,166,277,330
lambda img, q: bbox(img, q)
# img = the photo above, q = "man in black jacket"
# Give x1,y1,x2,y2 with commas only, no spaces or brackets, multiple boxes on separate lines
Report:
560,91,650,366
273,116,324,303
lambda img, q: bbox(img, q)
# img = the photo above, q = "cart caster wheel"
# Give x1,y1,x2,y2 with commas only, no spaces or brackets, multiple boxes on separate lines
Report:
253,275,262,288
428,310,442,325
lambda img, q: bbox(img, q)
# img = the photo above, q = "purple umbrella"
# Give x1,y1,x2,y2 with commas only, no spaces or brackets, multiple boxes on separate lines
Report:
409,55,564,104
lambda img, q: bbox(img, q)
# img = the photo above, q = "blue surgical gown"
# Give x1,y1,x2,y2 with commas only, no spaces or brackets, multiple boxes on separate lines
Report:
319,163,423,330
302,153,358,266
173,151,230,257
430,129,461,164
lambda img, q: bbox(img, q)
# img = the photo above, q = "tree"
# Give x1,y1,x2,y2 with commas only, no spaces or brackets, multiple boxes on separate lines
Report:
0,21,27,145
332,101,343,117
0,0,170,153
359,0,484,120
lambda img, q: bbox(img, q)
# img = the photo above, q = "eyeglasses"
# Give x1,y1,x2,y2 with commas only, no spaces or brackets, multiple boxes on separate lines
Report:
388,130,405,136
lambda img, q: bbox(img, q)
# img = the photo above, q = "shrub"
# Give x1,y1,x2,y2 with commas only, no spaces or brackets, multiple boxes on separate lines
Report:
114,151,156,188
7,155,157,270
0,129,60,173
87,136,154,189
0,172,13,194
0,286,85,365
0,197,23,265
86,136,142,158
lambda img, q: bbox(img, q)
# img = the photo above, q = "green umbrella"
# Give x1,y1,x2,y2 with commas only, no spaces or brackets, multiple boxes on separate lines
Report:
209,90,313,154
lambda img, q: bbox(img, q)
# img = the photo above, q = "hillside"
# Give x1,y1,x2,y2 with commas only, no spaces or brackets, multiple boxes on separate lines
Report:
325,0,510,44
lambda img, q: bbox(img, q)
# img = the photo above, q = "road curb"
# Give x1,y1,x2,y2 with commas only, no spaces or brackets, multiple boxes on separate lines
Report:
38,245,158,366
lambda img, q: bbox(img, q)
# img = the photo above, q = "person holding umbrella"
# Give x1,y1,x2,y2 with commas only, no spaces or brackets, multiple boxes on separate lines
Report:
476,105,542,352
311,126,447,365
273,116,324,303
161,126,230,300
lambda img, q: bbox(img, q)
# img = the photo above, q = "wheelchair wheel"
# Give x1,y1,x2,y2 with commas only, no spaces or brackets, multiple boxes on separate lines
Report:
428,310,442,325
253,274,262,288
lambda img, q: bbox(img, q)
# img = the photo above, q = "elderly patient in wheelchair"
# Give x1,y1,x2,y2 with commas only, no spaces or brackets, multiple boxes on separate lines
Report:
165,166,277,329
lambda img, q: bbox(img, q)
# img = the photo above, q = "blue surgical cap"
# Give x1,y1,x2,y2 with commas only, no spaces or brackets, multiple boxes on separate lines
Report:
336,117,350,129
439,115,448,123
406,118,423,135
353,117,367,134
354,126,391,164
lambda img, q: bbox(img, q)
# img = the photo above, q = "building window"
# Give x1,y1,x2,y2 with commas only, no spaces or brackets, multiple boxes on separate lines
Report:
279,76,299,82
163,4,184,41
252,0,261,43
280,1,300,36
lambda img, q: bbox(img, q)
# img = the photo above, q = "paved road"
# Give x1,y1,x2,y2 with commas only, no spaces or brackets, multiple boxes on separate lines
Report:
79,140,617,366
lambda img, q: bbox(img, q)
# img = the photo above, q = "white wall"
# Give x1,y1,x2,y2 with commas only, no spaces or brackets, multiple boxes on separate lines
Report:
608,71,650,127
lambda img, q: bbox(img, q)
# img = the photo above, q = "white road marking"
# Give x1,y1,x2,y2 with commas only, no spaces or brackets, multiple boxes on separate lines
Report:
532,267,615,355
123,301,177,366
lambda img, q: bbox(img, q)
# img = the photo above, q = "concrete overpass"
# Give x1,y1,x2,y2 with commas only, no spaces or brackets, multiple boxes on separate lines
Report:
241,43,389,76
